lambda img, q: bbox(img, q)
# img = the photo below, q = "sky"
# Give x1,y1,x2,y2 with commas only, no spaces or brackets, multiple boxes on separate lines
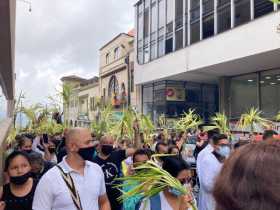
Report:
15,0,135,106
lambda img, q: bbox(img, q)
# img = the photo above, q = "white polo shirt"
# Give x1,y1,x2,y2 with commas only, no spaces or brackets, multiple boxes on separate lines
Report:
32,157,106,210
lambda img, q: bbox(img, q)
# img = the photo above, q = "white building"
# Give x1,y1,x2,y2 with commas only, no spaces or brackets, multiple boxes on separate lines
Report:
134,0,280,126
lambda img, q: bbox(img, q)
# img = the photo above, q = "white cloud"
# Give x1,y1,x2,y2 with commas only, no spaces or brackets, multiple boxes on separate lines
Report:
15,0,135,106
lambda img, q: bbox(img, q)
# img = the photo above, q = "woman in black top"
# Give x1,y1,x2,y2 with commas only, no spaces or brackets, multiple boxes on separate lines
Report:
0,151,37,210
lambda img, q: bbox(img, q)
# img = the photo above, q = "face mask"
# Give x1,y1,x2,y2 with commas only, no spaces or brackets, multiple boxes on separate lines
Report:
78,146,95,161
10,171,31,185
101,145,113,156
48,147,56,154
217,146,231,158
168,187,183,197
23,149,32,154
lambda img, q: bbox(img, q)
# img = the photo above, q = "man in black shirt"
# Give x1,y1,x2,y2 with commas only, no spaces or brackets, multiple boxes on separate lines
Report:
93,135,135,210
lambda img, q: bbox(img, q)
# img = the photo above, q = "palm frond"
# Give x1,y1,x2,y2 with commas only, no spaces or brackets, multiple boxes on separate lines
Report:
205,112,230,135
175,109,203,132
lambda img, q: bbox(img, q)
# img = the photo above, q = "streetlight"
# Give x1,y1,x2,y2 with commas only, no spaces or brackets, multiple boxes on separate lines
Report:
18,0,32,12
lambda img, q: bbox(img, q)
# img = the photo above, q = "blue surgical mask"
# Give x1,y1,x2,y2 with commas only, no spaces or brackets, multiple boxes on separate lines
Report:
168,187,183,197
217,146,231,158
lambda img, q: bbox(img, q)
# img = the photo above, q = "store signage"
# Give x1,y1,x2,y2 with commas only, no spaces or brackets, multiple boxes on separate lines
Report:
166,87,185,101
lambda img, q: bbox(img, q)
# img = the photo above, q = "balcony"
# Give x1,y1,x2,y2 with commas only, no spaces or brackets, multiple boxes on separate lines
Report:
100,56,127,77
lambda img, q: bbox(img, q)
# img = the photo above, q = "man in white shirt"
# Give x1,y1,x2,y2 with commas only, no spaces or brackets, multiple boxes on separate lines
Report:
33,128,111,210
197,134,230,210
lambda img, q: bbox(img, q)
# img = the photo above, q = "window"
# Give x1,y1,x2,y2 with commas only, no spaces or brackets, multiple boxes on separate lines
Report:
151,3,157,34
165,38,173,54
230,73,258,118
166,0,174,24
151,42,157,60
108,76,119,98
159,0,165,29
158,37,165,57
190,0,200,44
131,68,134,92
175,0,184,29
144,46,150,63
144,8,150,44
260,70,280,119
217,0,231,33
90,97,95,111
175,29,183,50
114,47,120,60
254,0,273,19
203,0,214,39
105,53,110,64
138,12,144,42
185,0,188,46
235,0,251,27
138,48,143,64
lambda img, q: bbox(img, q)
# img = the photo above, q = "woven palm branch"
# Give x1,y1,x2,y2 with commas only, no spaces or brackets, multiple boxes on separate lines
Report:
175,109,203,132
204,112,230,135
238,107,272,134
115,158,197,210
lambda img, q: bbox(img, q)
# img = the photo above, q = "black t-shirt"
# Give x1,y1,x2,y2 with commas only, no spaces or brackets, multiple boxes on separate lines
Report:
1,179,38,210
93,150,126,210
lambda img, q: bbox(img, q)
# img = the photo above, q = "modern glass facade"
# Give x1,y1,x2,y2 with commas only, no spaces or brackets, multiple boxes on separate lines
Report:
230,69,280,119
136,0,278,64
142,80,219,122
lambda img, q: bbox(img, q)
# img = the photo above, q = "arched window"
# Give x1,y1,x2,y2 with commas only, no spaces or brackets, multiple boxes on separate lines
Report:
108,75,119,98
106,53,110,64
114,47,120,60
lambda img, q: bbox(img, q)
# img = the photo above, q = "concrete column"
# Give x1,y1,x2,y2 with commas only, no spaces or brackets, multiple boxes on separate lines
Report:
6,99,14,118
219,77,231,116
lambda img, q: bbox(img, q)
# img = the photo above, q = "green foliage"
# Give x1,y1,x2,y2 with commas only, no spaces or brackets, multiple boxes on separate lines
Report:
270,0,280,3
175,109,203,132
204,112,230,135
238,107,272,133
115,158,197,210
6,128,17,144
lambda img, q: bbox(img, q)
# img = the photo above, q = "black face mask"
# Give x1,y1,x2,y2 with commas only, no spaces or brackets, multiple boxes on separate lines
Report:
78,146,95,161
48,147,56,154
101,145,113,156
23,149,32,154
10,171,31,185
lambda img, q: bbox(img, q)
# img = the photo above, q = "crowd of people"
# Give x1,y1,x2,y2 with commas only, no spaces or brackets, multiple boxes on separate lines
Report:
0,125,279,210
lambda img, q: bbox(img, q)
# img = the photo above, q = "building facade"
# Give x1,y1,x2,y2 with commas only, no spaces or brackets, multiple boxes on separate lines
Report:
99,31,139,110
0,0,16,184
134,0,280,126
61,76,100,127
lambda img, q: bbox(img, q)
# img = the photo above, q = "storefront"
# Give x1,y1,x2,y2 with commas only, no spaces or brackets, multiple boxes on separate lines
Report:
229,68,280,120
142,80,219,122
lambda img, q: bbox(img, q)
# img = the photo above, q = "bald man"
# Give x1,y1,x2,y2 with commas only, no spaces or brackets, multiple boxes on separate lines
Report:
33,128,111,210
93,135,135,210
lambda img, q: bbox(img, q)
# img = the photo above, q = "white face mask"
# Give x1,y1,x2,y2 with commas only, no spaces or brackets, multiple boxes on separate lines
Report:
217,146,231,158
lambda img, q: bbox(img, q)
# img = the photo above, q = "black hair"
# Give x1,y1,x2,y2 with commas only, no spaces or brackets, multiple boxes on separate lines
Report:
162,157,190,178
207,128,220,140
263,130,278,141
168,145,180,154
155,141,167,153
28,152,44,165
17,136,32,148
132,149,151,163
212,134,228,145
4,151,31,172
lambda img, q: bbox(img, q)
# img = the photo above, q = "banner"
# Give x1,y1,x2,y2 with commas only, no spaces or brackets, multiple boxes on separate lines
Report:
166,87,185,101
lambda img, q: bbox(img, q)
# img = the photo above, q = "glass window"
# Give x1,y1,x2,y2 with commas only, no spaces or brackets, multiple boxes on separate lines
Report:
158,0,165,29
151,3,157,34
230,73,258,118
144,46,150,63
138,48,143,64
175,29,183,50
185,0,188,46
234,0,251,27
145,0,150,8
203,14,214,39
114,47,120,60
143,85,153,117
176,0,184,29
151,42,157,60
260,70,280,119
166,0,174,24
254,0,274,19
105,53,110,64
137,8,144,42
144,9,150,39
203,0,214,39
158,37,165,57
190,0,200,44
217,0,231,33
165,38,173,54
